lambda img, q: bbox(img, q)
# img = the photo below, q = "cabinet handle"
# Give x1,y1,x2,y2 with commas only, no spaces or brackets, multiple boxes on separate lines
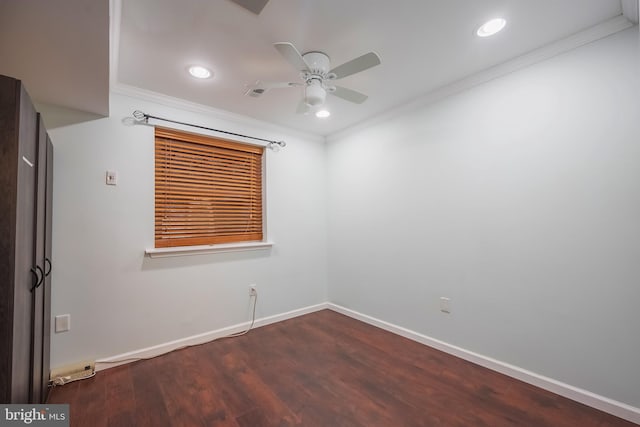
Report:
35,265,44,288
45,258,52,277
30,267,41,292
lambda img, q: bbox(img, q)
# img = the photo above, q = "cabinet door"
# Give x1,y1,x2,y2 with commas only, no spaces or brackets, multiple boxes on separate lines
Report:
42,137,53,402
12,84,38,403
30,115,47,403
0,72,19,403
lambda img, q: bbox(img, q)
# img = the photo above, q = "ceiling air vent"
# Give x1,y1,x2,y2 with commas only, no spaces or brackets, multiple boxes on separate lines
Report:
245,87,266,98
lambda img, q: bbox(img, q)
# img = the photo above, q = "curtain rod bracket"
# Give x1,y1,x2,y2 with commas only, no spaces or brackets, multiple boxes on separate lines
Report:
131,110,285,148
132,110,148,124
267,140,286,151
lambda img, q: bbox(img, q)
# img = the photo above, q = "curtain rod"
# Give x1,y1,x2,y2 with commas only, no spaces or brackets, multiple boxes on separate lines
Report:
132,110,286,150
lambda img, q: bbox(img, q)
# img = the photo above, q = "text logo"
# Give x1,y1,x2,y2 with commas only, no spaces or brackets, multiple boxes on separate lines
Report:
1,405,69,426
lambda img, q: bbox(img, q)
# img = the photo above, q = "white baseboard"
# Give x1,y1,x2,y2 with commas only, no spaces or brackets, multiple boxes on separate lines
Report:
327,303,640,425
94,302,329,371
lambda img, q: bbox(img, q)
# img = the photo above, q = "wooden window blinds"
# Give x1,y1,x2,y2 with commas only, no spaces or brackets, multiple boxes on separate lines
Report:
155,127,264,248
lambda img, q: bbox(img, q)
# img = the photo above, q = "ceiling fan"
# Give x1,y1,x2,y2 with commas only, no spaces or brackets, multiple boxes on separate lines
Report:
246,42,382,114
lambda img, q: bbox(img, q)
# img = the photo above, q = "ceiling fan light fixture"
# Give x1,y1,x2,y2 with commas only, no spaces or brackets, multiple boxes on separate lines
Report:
315,109,330,118
304,80,326,106
476,18,506,37
188,65,213,79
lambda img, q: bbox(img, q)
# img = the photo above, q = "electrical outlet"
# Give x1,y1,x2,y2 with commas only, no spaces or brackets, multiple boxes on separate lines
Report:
249,284,257,296
106,170,118,185
440,297,451,314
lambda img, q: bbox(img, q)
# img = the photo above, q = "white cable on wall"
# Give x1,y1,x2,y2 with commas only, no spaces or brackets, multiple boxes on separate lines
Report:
69,291,260,374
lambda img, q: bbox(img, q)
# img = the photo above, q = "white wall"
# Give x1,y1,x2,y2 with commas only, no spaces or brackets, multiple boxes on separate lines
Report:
47,92,328,368
327,27,640,408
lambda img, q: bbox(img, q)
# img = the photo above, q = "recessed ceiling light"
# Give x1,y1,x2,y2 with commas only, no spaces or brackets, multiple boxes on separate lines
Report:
188,65,212,79
315,109,330,118
477,18,506,37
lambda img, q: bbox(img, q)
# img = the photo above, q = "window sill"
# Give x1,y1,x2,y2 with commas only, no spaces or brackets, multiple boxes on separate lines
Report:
145,241,274,258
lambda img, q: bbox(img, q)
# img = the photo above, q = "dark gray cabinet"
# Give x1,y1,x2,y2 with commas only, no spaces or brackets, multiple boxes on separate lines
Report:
0,75,53,404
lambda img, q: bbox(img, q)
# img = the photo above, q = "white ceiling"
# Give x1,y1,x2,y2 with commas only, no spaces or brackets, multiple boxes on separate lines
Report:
0,0,632,135
116,0,625,136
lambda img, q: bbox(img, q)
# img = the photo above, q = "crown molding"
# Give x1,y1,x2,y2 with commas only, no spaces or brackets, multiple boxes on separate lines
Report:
327,15,634,143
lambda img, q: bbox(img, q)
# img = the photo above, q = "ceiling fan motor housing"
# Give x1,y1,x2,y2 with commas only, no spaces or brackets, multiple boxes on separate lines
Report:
302,51,331,74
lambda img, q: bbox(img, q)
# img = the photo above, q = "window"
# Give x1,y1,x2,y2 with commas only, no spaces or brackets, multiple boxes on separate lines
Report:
154,127,263,248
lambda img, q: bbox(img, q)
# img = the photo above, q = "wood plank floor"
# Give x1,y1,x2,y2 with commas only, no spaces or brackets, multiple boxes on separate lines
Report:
49,309,637,427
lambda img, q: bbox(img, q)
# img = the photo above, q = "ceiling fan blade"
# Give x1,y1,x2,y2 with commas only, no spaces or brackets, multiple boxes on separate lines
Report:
330,52,381,79
331,86,368,104
274,42,310,72
228,0,270,15
296,100,311,114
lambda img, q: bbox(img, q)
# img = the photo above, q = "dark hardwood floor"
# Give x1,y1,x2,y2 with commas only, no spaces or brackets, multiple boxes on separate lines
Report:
48,309,637,427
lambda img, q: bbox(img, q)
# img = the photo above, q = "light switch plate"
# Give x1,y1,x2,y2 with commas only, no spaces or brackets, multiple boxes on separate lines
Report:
55,314,71,333
440,297,451,314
